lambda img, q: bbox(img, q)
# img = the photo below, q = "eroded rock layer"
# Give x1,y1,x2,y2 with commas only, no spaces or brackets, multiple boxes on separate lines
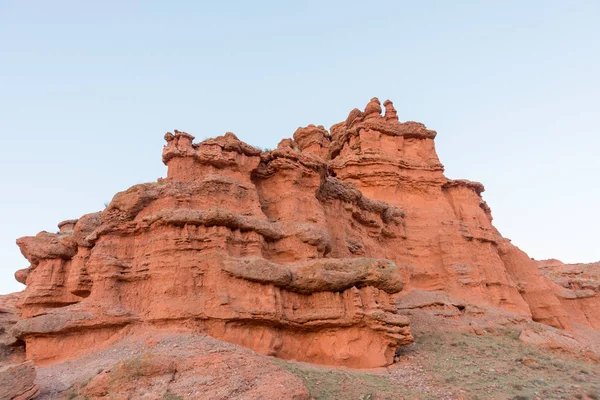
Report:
537,259,600,330
13,98,592,368
0,293,38,400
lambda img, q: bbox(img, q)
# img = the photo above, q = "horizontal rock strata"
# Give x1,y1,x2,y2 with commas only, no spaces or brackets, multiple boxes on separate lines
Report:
13,97,594,369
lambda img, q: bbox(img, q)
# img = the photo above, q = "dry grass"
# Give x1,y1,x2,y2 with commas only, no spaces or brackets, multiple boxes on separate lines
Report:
276,328,600,400
54,329,599,400
413,328,599,399
274,360,420,400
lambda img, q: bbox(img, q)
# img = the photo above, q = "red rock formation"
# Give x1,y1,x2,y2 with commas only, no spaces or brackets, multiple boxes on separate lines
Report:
326,98,570,329
537,259,600,329
13,129,412,369
0,294,38,400
0,293,24,363
12,98,593,370
0,361,39,400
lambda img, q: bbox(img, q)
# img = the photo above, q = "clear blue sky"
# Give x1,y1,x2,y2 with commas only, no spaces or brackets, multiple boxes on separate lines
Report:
1,1,598,294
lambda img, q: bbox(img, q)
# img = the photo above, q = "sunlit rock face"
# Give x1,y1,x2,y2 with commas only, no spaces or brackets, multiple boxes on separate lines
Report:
14,98,579,368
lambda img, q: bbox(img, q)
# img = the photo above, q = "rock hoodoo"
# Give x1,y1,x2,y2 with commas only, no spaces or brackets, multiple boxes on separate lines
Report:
12,98,597,369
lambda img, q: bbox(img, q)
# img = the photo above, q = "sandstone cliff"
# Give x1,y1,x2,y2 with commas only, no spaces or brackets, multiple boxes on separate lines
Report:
537,259,600,330
11,98,596,371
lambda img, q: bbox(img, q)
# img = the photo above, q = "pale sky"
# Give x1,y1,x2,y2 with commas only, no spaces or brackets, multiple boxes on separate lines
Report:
1,1,599,294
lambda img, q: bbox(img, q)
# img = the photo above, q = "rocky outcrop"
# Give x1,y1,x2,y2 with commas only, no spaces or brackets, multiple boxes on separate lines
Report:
326,98,570,330
14,125,414,368
0,361,39,400
12,98,593,370
0,294,38,400
0,293,24,363
537,259,600,329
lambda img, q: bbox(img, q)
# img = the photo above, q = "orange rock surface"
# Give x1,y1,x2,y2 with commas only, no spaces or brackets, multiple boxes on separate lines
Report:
537,259,600,330
12,98,596,369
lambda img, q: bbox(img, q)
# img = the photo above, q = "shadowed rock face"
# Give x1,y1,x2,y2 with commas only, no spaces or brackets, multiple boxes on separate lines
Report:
13,98,586,368
0,293,24,363
0,293,38,400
